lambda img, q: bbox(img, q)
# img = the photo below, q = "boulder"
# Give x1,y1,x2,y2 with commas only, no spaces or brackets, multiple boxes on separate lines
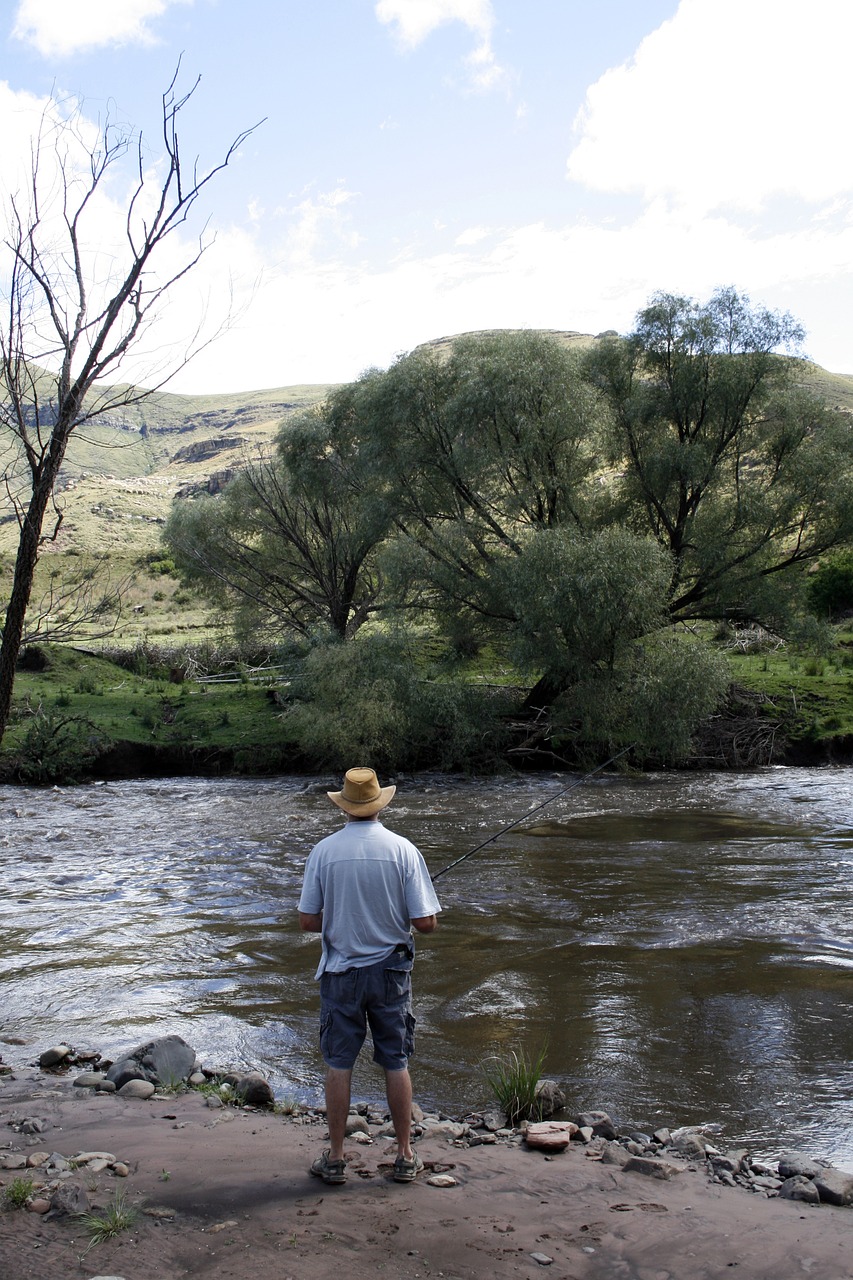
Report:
38,1044,72,1069
575,1111,617,1140
777,1151,822,1180
779,1175,821,1205
668,1128,707,1159
814,1169,853,1207
106,1035,196,1089
623,1156,682,1180
525,1122,577,1152
117,1079,156,1100
233,1072,274,1107
534,1080,566,1118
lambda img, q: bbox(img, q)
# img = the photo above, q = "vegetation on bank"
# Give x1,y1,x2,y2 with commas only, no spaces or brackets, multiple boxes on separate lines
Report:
0,622,850,785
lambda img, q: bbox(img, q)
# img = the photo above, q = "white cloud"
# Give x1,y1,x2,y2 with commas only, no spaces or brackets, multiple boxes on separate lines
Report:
375,0,494,49
376,0,507,90
568,0,853,215
12,0,191,58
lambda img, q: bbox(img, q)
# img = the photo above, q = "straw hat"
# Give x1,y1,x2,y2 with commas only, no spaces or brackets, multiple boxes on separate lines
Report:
328,767,396,817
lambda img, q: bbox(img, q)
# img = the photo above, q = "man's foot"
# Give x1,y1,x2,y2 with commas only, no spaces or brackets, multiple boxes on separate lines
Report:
393,1151,424,1183
310,1149,347,1184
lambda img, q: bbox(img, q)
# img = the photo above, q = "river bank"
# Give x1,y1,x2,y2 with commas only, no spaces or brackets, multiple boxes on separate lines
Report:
2,1065,853,1280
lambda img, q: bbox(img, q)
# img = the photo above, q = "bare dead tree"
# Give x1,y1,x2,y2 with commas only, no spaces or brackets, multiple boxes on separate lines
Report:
0,69,261,743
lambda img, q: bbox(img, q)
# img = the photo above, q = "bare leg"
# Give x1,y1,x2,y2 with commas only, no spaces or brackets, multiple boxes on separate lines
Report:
325,1067,352,1161
385,1067,414,1160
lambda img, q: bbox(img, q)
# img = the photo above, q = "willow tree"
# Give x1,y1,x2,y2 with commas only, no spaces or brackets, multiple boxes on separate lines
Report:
0,71,258,742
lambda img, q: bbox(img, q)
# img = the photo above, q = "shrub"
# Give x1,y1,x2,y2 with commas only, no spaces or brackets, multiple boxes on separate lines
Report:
807,552,853,619
14,712,111,784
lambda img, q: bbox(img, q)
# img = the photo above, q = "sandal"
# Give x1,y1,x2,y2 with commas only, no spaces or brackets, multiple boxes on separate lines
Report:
393,1151,424,1183
310,1149,347,1184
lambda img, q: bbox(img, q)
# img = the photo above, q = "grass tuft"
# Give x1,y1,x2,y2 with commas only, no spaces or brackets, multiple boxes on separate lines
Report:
481,1043,548,1126
4,1175,35,1208
80,1190,138,1245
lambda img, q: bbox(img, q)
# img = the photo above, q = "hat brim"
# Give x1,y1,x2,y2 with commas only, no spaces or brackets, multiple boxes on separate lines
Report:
327,784,396,816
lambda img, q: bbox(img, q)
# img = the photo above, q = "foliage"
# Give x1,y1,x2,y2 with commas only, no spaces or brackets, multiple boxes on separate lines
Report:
166,440,388,641
481,1044,548,1126
3,1176,35,1208
283,631,514,770
807,551,853,619
585,287,853,628
14,711,111,784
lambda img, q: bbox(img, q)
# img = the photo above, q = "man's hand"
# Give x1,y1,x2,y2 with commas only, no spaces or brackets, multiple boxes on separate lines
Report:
299,911,323,932
412,915,437,933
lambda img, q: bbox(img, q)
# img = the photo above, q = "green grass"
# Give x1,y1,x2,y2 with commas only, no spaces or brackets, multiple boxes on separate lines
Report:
481,1044,548,1126
80,1191,137,1245
725,625,853,742
3,1175,35,1209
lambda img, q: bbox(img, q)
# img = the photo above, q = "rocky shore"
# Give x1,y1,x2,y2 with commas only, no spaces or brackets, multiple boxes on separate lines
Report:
3,1037,853,1280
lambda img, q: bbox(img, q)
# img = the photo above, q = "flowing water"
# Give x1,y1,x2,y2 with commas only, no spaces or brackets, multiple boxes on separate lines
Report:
1,767,852,1170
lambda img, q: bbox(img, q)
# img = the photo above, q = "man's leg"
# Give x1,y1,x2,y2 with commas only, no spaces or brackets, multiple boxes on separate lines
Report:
325,1066,353,1162
385,1066,414,1160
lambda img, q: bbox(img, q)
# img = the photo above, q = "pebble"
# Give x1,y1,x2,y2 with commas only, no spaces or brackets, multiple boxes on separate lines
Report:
529,1252,553,1265
426,1174,457,1188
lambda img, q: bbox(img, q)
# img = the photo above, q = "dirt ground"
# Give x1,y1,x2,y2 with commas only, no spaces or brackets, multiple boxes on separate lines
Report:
1,1071,851,1280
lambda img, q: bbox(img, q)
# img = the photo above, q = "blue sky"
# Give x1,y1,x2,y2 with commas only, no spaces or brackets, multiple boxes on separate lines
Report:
2,0,852,393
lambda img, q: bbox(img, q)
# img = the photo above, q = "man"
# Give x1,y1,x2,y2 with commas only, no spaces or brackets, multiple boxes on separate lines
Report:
298,766,441,1185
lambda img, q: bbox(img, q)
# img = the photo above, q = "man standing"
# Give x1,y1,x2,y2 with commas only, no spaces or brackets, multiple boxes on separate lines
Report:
298,766,441,1185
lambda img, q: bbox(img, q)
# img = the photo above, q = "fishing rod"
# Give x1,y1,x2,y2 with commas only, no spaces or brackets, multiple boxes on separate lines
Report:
430,743,635,882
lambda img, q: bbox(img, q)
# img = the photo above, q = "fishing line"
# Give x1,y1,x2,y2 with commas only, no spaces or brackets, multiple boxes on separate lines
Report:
430,743,635,882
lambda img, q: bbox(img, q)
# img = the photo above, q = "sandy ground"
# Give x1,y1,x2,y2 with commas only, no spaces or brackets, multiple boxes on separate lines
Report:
1,1071,851,1280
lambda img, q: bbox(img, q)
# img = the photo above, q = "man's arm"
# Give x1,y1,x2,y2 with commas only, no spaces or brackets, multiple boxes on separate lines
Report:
299,911,323,932
412,914,437,933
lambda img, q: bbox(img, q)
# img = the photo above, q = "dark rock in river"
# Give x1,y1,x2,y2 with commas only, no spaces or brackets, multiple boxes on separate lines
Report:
106,1034,196,1089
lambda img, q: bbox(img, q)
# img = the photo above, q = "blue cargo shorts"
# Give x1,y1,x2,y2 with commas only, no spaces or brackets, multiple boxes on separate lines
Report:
319,946,415,1071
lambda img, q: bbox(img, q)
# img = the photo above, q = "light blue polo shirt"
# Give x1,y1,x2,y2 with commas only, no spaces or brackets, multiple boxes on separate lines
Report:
298,819,441,978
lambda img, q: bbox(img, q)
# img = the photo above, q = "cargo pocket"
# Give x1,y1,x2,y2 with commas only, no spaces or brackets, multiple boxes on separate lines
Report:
404,1009,416,1058
384,966,412,1005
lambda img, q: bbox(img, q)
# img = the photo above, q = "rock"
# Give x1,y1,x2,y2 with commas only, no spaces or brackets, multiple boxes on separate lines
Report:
779,1175,821,1204
623,1156,682,1181
38,1044,71,1069
188,1072,207,1086
577,1126,594,1143
117,1079,156,1100
0,1153,28,1170
411,1102,424,1123
74,1072,106,1089
26,1152,50,1168
575,1111,617,1141
344,1115,371,1136
601,1141,631,1167
529,1253,553,1266
27,1198,51,1214
20,1117,46,1134
482,1111,505,1132
106,1035,196,1090
112,1162,130,1177
427,1174,458,1187
420,1120,468,1140
669,1128,707,1159
525,1122,577,1153
233,1072,274,1107
653,1127,671,1145
813,1169,853,1207
46,1183,90,1218
95,1079,116,1093
534,1080,566,1118
710,1150,747,1174
777,1151,822,1180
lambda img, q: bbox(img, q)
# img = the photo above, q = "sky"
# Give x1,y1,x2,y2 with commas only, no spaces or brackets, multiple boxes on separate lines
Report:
1,0,853,394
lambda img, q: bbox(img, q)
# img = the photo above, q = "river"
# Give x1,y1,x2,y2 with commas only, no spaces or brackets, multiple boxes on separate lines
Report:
1,767,851,1171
